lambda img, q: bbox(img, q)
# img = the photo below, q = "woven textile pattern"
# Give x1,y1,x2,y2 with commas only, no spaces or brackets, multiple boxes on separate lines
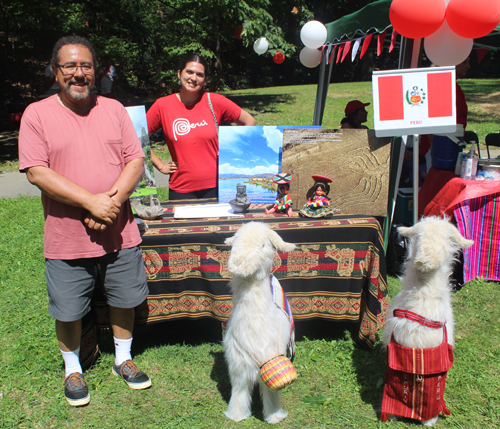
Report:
454,193,500,283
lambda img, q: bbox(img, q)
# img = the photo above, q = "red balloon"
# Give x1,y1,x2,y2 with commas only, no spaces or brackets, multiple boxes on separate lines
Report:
234,26,243,39
273,52,285,64
390,0,446,39
446,0,500,39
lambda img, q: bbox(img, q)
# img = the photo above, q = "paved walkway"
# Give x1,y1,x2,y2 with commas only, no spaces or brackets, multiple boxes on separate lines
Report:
0,170,40,198
1,150,498,199
0,169,170,199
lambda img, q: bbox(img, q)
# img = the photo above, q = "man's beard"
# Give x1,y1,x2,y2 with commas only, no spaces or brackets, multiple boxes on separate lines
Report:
63,80,91,102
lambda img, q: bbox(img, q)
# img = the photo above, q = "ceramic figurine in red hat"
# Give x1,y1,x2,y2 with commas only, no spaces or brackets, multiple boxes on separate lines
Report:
265,173,293,217
341,100,370,129
299,175,335,218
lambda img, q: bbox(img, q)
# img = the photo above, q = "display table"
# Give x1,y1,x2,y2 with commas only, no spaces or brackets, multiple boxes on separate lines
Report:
81,199,389,365
418,168,466,218
418,168,500,283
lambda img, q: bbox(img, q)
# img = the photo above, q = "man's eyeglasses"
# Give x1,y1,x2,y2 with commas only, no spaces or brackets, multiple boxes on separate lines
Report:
56,63,94,75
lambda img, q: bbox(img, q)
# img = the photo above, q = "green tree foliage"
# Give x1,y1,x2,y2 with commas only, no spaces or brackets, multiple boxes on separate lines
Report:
1,0,316,102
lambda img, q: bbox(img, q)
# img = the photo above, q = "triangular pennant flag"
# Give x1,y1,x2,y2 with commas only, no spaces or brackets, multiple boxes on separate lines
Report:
329,45,337,64
377,29,387,56
325,45,332,64
341,40,352,62
352,38,361,61
321,44,327,57
360,34,373,59
476,48,488,63
389,29,397,53
336,44,344,64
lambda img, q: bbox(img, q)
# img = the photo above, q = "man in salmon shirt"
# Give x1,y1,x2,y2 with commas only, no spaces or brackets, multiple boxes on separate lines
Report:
18,36,151,407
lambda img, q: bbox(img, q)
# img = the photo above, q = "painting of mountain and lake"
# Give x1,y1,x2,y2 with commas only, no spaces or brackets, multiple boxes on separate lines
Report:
218,126,282,204
218,126,320,204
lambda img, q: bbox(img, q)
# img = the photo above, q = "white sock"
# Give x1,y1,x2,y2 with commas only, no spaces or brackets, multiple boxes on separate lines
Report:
114,337,132,366
61,348,82,377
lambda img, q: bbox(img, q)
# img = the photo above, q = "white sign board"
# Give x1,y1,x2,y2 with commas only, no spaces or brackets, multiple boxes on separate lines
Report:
372,66,457,137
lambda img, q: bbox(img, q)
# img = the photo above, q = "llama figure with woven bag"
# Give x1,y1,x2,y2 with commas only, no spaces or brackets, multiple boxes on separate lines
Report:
223,222,296,424
381,216,473,426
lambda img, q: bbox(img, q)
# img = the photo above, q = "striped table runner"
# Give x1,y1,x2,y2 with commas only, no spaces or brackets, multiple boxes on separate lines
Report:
454,192,500,283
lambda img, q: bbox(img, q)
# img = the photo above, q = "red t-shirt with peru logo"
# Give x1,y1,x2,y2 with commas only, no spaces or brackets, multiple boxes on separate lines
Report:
147,92,241,192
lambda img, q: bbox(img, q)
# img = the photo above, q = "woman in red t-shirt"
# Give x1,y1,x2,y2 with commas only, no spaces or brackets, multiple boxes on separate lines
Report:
147,54,255,200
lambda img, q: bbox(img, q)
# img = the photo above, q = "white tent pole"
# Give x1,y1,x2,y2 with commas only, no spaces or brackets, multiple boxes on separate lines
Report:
413,134,420,225
313,49,334,125
410,39,422,68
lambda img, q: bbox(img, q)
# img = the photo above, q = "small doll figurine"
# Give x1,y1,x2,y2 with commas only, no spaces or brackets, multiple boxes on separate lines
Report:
265,172,293,217
299,174,334,218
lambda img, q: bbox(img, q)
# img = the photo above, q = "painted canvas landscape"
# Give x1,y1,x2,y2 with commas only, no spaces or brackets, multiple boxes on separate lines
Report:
126,105,157,203
218,126,282,204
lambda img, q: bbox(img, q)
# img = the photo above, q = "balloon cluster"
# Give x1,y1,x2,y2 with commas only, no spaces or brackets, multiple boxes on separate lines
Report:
253,37,269,55
390,0,500,66
249,19,328,67
299,21,327,68
251,37,286,64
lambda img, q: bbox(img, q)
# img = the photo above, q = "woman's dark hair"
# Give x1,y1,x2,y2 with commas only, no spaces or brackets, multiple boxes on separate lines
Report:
51,35,97,67
178,53,209,77
341,108,364,129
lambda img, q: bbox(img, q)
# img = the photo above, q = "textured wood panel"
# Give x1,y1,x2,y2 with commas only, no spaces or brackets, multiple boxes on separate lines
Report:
282,129,391,216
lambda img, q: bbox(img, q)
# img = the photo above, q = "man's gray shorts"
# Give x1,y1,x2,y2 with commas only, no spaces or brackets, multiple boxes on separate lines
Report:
46,246,148,322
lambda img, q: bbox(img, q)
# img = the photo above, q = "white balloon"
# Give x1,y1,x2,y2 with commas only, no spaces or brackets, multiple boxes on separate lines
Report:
301,20,328,49
424,19,473,66
299,47,321,68
253,37,269,55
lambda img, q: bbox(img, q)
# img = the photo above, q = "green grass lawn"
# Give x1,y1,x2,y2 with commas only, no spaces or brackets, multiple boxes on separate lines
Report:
2,78,499,173
1,81,500,427
1,197,499,428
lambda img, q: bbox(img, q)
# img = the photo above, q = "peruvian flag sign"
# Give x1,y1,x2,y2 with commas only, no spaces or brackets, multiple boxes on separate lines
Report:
372,66,457,137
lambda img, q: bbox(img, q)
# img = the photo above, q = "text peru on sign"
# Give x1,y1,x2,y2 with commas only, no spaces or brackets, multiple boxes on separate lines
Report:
372,66,457,138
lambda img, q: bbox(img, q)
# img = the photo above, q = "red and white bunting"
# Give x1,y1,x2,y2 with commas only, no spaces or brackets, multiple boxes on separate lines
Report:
476,48,488,63
352,38,362,61
336,44,344,63
377,29,387,56
341,40,353,62
389,29,397,53
329,45,337,64
360,34,373,59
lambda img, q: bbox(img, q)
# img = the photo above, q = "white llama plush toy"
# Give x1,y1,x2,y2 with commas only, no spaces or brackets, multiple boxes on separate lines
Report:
223,222,296,424
381,216,473,427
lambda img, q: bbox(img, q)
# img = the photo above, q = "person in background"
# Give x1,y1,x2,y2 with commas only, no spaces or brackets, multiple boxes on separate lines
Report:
98,56,116,98
39,63,60,98
455,56,470,129
18,36,151,407
147,53,255,200
340,100,370,129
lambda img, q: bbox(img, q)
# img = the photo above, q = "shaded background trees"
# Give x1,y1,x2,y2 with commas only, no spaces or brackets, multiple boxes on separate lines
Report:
1,0,400,105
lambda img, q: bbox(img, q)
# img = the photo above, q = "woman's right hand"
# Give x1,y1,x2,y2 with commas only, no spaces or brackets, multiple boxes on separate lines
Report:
158,161,178,175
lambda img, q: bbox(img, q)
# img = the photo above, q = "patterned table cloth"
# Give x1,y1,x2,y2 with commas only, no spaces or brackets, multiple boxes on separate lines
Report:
83,199,389,366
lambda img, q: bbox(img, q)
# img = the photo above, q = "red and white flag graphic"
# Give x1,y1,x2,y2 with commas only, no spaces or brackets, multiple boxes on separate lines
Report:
372,67,457,137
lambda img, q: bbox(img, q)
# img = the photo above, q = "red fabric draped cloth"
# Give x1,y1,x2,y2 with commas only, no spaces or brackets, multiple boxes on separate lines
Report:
380,310,454,422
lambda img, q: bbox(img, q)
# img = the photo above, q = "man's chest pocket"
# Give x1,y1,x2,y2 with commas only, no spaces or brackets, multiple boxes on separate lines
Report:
104,139,124,166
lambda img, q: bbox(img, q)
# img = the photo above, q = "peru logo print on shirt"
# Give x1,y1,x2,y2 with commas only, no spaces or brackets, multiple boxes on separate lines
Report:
173,118,208,141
